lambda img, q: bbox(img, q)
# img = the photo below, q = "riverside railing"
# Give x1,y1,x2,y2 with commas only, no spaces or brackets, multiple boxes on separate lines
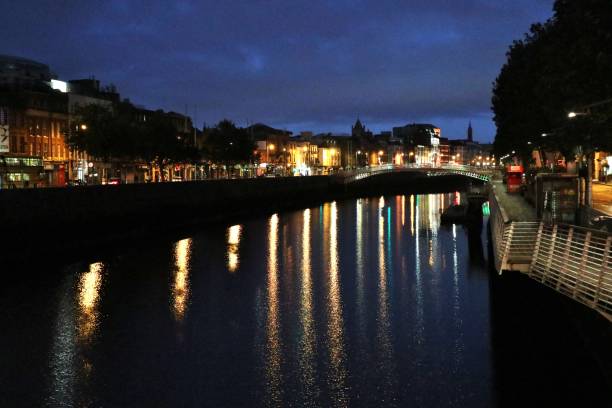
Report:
529,223,611,321
489,191,612,322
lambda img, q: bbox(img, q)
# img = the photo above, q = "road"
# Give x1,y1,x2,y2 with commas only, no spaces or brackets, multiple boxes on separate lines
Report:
592,182,612,216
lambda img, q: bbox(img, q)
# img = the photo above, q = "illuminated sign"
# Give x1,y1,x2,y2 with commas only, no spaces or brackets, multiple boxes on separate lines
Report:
430,136,440,146
50,79,68,93
0,125,9,153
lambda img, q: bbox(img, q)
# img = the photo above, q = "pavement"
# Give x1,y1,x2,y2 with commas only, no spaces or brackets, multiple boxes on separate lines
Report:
490,180,538,222
592,182,612,216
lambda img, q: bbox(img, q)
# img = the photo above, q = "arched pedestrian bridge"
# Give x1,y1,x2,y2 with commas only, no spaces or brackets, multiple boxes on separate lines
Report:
337,164,493,184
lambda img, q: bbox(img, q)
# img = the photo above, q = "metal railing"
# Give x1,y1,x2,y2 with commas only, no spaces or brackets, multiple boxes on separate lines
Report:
489,191,612,321
529,223,612,321
337,164,396,184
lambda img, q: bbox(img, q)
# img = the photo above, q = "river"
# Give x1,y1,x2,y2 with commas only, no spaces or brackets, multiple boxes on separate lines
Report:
0,193,608,407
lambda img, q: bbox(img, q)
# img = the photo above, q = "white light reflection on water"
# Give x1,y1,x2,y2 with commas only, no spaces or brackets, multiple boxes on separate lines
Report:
377,196,396,400
173,239,191,321
227,224,242,273
356,199,366,342
265,214,282,406
452,224,465,372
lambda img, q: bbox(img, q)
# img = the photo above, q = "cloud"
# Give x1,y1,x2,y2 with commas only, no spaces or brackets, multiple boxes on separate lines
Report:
3,0,554,141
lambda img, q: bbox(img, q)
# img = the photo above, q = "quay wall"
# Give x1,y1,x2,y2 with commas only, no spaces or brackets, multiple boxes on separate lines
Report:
0,172,472,261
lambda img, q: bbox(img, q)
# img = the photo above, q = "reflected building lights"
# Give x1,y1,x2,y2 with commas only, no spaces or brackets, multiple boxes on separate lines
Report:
78,262,103,340
227,225,242,273
327,201,347,406
356,199,365,324
299,208,317,403
451,223,464,369
173,239,191,321
401,195,406,227
377,195,395,397
410,195,415,236
414,195,424,344
266,214,282,406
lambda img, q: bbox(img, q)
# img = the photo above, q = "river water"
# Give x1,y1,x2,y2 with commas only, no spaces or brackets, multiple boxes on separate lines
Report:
1,194,608,407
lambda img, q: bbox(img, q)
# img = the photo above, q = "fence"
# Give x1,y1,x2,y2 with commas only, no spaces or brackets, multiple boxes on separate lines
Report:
490,191,612,321
530,223,612,321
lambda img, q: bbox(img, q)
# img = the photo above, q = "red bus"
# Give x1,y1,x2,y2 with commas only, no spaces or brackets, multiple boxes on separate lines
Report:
506,165,524,193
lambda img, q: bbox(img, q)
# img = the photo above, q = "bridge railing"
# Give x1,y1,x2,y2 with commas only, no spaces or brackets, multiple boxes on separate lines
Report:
337,164,396,184
489,190,612,321
337,164,494,184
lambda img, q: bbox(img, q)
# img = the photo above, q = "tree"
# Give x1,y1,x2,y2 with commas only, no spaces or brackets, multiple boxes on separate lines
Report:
492,0,612,165
70,103,198,182
69,104,127,162
203,120,255,177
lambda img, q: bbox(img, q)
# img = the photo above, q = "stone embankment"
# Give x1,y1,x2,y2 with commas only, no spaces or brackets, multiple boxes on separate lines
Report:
0,172,474,262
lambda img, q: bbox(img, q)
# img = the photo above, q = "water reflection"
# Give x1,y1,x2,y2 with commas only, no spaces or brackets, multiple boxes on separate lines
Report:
355,199,366,340
327,201,347,407
299,208,318,404
227,224,242,273
12,193,603,408
78,262,103,340
173,238,191,320
49,262,105,406
377,197,395,400
266,214,282,406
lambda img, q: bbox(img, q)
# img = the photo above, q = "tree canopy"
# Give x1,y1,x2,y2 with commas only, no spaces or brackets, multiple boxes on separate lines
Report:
492,0,612,162
202,120,255,165
69,102,198,171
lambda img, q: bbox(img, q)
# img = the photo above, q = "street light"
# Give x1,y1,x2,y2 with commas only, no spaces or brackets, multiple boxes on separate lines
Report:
80,124,87,131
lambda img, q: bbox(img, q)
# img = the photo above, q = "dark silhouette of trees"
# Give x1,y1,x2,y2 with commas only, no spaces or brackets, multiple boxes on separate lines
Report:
70,103,198,181
492,0,612,164
203,120,255,176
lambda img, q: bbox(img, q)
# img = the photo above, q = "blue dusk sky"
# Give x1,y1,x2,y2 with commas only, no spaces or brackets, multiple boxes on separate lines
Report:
4,0,554,142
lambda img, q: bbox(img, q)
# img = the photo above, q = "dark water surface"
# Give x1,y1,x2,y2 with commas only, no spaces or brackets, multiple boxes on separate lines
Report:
1,194,609,407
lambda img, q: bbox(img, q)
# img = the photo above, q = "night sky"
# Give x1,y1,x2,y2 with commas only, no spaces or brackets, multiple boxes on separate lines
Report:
5,1,553,141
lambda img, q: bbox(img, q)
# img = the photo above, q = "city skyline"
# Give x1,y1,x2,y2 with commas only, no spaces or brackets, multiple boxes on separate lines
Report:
5,1,554,141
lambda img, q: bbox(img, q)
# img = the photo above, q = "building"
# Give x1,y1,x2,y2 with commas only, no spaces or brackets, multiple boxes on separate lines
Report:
0,56,71,187
393,123,441,166
448,122,493,166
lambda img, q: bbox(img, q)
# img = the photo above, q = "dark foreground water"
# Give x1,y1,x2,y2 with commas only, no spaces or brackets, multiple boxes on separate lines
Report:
1,194,610,407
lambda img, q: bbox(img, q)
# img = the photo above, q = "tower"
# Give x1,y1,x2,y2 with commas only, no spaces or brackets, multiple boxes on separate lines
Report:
467,121,473,142
352,117,366,138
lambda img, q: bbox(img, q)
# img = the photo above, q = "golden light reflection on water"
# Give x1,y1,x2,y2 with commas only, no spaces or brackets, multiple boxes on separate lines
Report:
173,238,191,321
410,195,415,236
78,262,103,340
227,224,242,273
266,214,282,406
327,201,348,406
401,195,406,227
299,208,317,403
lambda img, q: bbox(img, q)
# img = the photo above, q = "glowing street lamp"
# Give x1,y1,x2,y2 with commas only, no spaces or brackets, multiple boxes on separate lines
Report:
80,124,87,131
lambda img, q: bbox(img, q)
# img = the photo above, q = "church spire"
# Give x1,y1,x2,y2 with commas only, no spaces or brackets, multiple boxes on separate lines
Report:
467,121,473,142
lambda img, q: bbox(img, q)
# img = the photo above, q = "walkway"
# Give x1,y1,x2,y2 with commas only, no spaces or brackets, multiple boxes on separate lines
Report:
490,180,537,222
